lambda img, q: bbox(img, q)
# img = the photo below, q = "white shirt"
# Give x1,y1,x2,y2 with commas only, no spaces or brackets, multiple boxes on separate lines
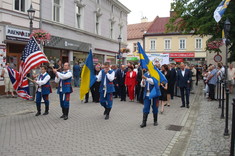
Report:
228,68,235,81
96,69,115,96
55,70,72,92
181,69,185,77
36,72,51,92
140,73,154,96
130,71,133,78
2,67,9,78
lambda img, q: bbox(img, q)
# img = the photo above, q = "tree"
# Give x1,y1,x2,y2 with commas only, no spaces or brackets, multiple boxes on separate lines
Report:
166,0,235,62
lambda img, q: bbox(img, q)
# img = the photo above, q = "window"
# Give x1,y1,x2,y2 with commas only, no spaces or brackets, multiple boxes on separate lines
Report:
96,0,100,4
164,39,171,50
119,26,123,39
150,40,156,50
14,0,26,12
179,39,186,49
120,11,123,18
111,5,114,13
53,0,61,22
133,43,137,52
96,15,100,34
110,22,114,39
76,6,82,28
195,38,202,49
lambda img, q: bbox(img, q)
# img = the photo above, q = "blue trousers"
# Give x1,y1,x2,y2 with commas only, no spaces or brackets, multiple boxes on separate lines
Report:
100,91,113,108
143,96,159,114
36,92,49,107
59,93,70,108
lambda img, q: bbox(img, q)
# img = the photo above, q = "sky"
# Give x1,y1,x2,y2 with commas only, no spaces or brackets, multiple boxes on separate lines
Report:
119,0,172,24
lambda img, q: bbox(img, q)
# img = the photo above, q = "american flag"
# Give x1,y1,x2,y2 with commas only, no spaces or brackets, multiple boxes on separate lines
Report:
8,37,49,100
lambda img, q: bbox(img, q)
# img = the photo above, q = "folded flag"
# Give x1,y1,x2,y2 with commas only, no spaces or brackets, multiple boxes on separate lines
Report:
80,49,97,100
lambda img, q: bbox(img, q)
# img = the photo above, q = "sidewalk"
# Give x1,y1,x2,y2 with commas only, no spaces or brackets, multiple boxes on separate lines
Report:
0,86,197,156
167,83,233,156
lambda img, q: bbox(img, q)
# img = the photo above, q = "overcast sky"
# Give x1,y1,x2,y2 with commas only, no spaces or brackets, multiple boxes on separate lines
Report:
119,0,172,24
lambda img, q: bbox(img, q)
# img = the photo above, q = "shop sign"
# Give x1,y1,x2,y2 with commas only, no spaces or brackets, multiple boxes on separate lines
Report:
127,57,138,61
164,53,195,58
6,26,30,42
174,58,184,62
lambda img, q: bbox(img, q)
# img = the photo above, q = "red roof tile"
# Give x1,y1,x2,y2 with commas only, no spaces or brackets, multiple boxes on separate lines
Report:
147,16,170,34
127,22,153,40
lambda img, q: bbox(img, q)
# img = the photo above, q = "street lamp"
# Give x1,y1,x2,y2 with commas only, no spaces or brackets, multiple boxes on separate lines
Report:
27,4,35,34
118,35,122,68
224,18,231,136
27,4,36,100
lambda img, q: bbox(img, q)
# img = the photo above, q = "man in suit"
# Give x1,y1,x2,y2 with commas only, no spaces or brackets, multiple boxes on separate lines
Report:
177,63,192,108
169,63,177,99
115,65,126,101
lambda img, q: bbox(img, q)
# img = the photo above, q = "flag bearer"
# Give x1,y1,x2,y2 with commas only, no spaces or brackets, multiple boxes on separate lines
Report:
34,65,52,116
96,62,115,120
54,62,73,120
140,70,159,128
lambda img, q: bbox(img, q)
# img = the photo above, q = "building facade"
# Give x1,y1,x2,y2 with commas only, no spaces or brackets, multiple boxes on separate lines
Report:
41,0,130,66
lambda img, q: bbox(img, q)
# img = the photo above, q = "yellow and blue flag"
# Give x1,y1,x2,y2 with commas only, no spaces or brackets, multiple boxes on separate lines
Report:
214,0,231,23
137,42,167,99
80,50,97,100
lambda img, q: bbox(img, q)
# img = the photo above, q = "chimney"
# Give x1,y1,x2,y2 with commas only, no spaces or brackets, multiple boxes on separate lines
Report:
141,17,148,23
170,11,176,17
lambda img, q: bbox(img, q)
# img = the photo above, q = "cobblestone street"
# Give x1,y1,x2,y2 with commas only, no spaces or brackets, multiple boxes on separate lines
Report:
0,84,233,156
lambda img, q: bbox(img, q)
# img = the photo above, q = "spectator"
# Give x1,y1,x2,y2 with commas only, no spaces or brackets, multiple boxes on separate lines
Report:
125,66,137,102
228,64,235,94
73,62,81,87
1,63,15,98
206,65,217,101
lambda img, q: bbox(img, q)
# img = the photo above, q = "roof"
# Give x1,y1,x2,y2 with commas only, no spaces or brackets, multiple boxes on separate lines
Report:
146,16,170,34
127,22,153,40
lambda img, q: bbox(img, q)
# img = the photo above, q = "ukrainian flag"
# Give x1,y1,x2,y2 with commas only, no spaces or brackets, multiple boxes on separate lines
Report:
80,50,97,100
214,0,231,23
137,42,167,99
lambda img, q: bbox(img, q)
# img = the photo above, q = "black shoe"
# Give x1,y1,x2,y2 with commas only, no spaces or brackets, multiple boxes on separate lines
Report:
43,112,49,115
64,116,68,120
104,108,111,120
186,105,190,108
140,113,148,128
153,114,158,126
35,112,41,116
84,101,88,103
60,108,65,118
180,105,185,108
105,114,109,120
103,107,107,115
60,115,65,118
120,99,123,101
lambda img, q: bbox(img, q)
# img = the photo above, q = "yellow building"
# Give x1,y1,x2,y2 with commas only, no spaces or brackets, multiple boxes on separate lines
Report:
143,16,211,64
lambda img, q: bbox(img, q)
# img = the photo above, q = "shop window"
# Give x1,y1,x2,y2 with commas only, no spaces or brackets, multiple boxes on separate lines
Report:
14,0,26,12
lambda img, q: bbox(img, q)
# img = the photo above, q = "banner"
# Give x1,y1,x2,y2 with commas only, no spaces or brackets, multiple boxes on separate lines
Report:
148,53,169,66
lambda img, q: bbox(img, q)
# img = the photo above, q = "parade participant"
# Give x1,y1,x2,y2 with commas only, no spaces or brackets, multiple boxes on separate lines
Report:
34,65,51,116
140,69,159,128
54,62,73,120
96,62,115,120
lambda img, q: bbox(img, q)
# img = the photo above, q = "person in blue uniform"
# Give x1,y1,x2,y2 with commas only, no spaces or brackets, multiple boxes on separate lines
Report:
140,70,159,128
96,62,115,120
54,62,73,120
34,65,52,116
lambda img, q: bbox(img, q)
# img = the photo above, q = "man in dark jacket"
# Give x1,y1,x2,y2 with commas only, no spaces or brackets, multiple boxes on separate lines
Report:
169,63,177,99
177,63,192,108
73,62,81,87
115,65,126,101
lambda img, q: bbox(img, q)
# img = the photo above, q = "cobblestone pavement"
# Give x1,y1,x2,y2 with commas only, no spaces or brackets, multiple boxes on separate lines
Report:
167,83,233,156
0,86,197,156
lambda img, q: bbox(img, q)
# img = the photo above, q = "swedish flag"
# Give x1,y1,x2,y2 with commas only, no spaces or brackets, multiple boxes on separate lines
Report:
80,50,97,100
137,42,167,98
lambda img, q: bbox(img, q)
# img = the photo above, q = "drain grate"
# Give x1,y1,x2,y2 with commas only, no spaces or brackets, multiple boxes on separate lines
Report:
166,125,183,131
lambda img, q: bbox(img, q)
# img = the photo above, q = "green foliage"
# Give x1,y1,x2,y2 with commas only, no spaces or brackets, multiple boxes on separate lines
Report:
167,0,235,61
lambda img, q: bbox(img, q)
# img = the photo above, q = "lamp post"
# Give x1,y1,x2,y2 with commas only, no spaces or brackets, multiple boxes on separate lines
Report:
230,98,235,156
224,18,231,136
27,4,35,100
118,35,122,68
27,4,35,34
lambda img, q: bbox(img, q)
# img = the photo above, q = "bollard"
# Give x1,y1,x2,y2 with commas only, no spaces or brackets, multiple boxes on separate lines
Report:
224,87,230,136
230,98,235,156
221,82,225,119
219,80,222,108
216,79,219,101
